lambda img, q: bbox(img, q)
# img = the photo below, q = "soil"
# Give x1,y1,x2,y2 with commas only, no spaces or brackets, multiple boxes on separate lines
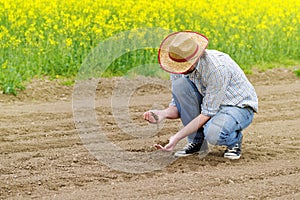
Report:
0,68,299,200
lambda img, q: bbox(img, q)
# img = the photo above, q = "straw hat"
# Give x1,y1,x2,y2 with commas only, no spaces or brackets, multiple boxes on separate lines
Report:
158,31,208,74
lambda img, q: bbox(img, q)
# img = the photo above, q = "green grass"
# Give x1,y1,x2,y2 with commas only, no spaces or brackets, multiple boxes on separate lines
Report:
294,68,300,77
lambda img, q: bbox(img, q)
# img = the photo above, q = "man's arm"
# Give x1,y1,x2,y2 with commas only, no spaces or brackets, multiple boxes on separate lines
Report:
155,114,211,151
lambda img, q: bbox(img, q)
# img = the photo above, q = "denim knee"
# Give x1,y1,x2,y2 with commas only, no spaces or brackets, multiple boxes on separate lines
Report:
204,121,222,145
204,106,253,147
172,77,190,97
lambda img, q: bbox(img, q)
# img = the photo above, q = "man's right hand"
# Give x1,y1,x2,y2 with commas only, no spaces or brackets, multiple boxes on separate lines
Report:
143,110,164,124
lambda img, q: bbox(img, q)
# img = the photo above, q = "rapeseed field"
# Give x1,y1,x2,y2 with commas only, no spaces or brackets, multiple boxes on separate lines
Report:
0,0,299,94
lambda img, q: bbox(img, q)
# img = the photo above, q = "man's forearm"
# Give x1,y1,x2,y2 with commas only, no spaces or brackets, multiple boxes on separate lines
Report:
163,106,180,119
173,114,210,142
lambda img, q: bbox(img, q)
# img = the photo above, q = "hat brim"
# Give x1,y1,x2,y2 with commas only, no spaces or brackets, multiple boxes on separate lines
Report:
158,31,209,74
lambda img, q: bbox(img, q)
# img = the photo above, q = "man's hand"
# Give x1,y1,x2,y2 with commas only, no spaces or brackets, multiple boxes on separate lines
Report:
143,106,179,124
143,110,165,124
154,135,179,152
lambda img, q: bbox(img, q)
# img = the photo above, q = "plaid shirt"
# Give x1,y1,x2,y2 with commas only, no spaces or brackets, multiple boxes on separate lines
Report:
170,50,258,116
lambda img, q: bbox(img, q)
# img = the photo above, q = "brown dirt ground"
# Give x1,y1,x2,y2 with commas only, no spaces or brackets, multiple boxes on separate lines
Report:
0,68,299,200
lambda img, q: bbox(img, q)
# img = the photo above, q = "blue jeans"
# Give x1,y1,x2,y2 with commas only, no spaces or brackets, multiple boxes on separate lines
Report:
172,77,254,148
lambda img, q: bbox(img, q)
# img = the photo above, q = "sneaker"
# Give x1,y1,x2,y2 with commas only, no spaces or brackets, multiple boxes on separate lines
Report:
174,141,208,157
224,143,242,160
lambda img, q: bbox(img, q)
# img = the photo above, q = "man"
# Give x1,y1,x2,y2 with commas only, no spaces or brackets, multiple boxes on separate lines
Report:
143,31,258,159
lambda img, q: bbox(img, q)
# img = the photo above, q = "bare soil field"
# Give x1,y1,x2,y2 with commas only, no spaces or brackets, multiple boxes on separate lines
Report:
0,68,299,200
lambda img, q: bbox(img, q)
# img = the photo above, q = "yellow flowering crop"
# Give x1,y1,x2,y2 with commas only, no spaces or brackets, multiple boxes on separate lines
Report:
0,0,299,94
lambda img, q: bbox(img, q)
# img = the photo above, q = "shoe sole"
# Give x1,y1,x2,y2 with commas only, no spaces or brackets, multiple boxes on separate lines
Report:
224,154,241,160
174,149,210,157
174,151,200,157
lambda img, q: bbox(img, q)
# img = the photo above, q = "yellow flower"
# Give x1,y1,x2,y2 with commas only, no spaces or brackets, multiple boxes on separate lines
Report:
2,61,8,69
65,38,72,47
